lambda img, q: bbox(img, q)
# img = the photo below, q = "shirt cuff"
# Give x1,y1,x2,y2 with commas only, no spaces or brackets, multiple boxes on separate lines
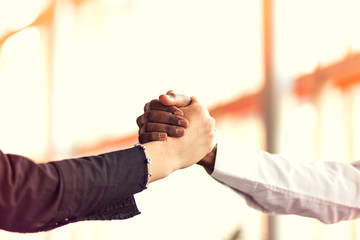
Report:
210,138,261,194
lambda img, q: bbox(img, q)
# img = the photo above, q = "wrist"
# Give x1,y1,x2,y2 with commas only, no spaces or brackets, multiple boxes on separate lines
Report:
135,143,152,187
143,141,176,183
197,144,217,174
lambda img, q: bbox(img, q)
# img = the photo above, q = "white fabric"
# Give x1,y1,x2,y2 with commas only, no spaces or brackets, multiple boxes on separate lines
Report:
211,142,360,224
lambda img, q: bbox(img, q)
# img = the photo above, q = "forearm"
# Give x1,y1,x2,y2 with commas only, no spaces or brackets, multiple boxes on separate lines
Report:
0,147,148,233
211,144,360,224
0,151,62,232
52,147,148,219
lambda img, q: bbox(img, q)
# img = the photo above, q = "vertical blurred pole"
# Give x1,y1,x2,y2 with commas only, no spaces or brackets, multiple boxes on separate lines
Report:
262,0,277,240
44,2,56,240
44,1,56,164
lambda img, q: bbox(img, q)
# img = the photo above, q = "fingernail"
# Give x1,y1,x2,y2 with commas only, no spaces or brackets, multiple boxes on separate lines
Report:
167,94,175,101
174,110,184,116
178,120,187,127
159,132,167,139
175,128,185,136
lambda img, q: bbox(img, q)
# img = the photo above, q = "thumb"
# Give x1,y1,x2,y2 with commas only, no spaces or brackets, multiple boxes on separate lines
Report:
159,90,192,107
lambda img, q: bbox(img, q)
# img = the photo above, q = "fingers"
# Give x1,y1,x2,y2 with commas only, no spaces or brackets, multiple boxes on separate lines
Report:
144,99,184,116
139,132,167,144
137,110,189,129
139,122,185,136
159,91,192,107
137,91,192,144
138,122,186,143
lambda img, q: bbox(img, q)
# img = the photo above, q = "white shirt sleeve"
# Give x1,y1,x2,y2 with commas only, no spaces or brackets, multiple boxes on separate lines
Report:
210,142,360,224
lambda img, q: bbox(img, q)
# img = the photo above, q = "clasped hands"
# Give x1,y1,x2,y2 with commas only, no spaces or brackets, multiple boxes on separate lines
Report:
137,91,217,177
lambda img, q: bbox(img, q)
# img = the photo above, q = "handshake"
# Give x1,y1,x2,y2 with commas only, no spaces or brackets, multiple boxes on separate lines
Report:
136,90,218,183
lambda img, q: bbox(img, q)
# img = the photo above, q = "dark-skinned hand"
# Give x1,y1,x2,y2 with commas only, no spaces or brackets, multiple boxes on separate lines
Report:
136,90,192,144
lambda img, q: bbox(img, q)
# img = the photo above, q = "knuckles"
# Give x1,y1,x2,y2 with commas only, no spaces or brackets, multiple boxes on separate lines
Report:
168,115,178,125
148,99,160,109
145,111,153,121
143,123,152,132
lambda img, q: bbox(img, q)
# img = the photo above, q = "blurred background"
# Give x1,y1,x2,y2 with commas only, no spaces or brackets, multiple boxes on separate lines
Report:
0,0,360,239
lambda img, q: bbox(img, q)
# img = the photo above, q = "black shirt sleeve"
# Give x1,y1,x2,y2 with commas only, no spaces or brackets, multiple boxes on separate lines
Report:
0,147,148,233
